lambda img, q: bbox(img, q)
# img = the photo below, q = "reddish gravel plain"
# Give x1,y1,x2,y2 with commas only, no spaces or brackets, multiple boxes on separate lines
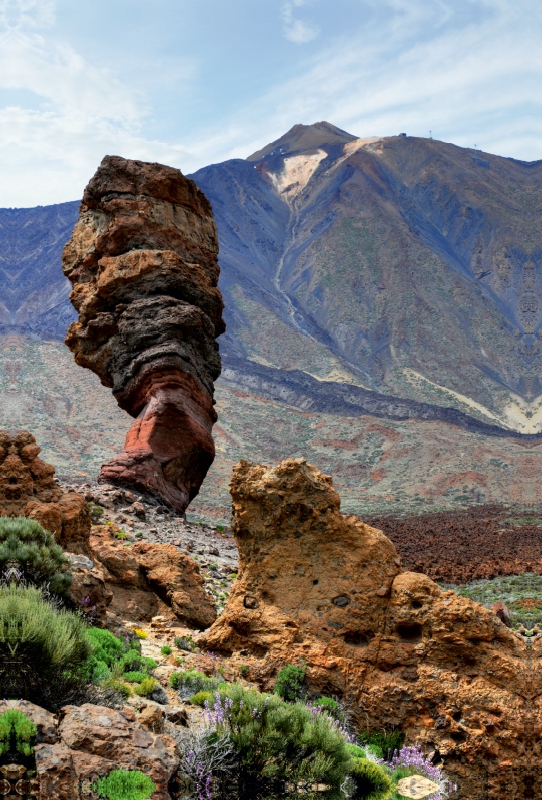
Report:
367,505,542,584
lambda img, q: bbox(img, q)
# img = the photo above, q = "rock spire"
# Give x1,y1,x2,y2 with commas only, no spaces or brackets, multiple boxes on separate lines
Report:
62,156,224,513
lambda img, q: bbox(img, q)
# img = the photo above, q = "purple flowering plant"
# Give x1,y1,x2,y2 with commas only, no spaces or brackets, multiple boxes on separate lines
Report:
385,744,444,799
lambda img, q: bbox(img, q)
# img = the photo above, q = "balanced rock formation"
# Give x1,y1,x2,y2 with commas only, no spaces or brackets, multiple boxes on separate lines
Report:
0,430,90,551
62,156,224,513
202,458,540,800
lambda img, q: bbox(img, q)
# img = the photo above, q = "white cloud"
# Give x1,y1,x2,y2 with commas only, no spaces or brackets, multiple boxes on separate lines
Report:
281,0,319,44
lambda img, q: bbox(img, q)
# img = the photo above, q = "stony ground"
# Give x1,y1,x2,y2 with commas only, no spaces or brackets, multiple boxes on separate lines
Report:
61,479,239,617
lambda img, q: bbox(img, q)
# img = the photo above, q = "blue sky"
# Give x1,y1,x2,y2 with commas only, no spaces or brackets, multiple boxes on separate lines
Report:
0,0,540,206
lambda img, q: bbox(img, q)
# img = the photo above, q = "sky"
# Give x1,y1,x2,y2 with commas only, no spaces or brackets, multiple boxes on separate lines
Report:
0,0,540,206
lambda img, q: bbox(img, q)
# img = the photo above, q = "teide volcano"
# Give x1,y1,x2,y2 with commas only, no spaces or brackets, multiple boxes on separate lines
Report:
193,122,542,433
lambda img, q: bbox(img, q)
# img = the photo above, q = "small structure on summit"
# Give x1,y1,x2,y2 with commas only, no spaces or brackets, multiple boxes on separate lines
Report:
62,156,225,514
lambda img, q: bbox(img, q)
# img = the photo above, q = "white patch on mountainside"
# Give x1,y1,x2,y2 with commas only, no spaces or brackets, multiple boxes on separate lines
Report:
343,136,385,156
268,149,327,203
402,368,516,430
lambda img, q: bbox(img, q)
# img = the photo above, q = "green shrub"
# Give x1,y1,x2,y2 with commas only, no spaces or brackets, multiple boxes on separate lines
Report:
175,635,196,651
0,585,91,705
92,662,111,685
102,679,132,699
313,696,339,716
349,757,393,800
212,683,351,789
120,649,157,673
0,517,72,598
88,503,105,522
134,677,158,697
274,664,306,702
189,690,214,706
239,665,249,678
161,645,172,656
169,670,221,696
0,710,37,756
358,729,404,761
87,627,125,683
123,671,149,684
93,769,156,800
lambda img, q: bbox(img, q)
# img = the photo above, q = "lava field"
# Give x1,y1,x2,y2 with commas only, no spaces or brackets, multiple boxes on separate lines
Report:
368,505,542,584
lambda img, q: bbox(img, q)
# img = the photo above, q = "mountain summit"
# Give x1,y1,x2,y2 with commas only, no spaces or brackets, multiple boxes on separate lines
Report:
246,120,357,161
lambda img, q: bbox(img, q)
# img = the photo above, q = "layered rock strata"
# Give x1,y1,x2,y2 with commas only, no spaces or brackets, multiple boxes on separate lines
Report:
62,156,224,513
202,458,541,800
0,430,90,551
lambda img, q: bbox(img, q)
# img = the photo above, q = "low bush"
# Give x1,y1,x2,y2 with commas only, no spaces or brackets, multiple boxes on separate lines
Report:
189,690,214,706
123,671,149,684
175,635,196,651
273,663,306,702
93,769,156,800
0,585,91,706
0,517,72,598
358,728,404,761
0,709,37,756
313,696,340,717
169,669,222,698
161,645,172,656
349,757,393,800
134,677,158,697
205,684,351,789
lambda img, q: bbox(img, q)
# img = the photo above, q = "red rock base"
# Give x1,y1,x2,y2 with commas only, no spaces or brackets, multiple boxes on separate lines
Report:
99,371,216,512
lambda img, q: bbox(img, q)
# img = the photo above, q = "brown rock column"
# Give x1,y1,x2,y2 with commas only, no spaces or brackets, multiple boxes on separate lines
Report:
62,156,225,513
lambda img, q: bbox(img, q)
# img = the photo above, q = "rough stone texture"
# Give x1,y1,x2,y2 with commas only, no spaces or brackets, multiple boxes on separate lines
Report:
492,599,512,628
62,156,224,513
89,526,216,630
35,703,178,800
67,553,113,624
0,430,90,552
202,458,540,800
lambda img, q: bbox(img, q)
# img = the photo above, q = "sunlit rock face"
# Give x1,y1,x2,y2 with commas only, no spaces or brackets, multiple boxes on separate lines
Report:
203,457,542,800
62,156,225,513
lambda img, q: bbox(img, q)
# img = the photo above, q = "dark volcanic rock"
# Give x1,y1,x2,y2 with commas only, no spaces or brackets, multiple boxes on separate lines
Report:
62,156,225,513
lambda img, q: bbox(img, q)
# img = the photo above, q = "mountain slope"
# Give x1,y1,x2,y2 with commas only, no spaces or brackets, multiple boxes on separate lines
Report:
0,201,79,339
193,125,542,432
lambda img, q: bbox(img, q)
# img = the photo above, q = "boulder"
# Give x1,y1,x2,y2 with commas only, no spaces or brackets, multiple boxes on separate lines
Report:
202,458,540,800
62,156,225,513
492,599,512,627
0,431,90,552
35,703,178,800
89,526,216,629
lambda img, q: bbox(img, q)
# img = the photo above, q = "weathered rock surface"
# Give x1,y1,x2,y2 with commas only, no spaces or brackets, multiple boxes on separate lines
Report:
33,703,178,800
62,156,225,513
0,430,90,551
202,458,540,800
89,526,216,630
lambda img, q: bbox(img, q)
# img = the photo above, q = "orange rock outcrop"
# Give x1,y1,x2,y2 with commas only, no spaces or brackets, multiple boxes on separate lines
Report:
0,430,90,551
202,458,542,800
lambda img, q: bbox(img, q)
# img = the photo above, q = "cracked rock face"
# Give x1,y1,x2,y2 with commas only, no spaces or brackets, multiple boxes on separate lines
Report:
202,457,540,800
62,156,224,513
